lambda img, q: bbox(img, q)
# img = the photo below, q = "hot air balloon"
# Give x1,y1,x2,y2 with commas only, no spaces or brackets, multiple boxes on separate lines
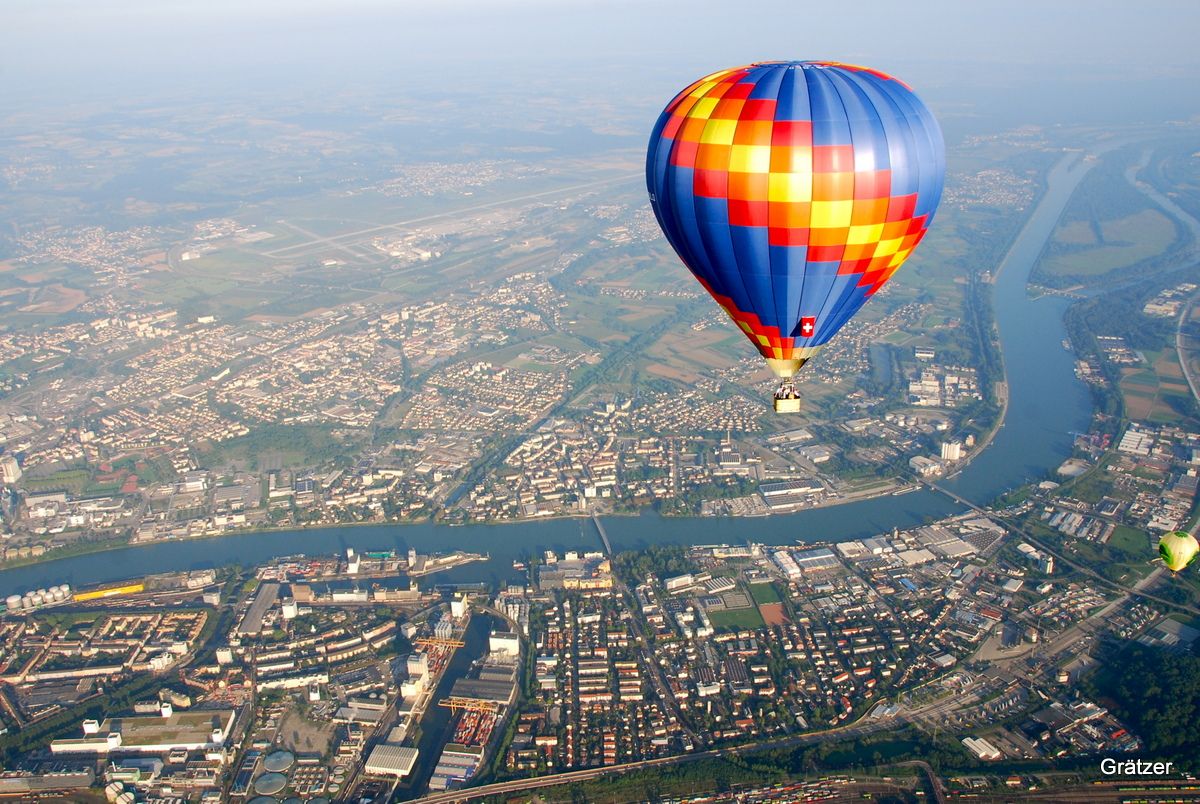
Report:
1159,530,1199,573
647,61,945,411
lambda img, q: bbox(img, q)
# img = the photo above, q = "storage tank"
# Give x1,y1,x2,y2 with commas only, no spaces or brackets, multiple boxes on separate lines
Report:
104,781,124,802
116,792,136,804
51,588,66,602
35,588,48,599
21,595,33,609
60,583,71,596
5,595,22,611
30,594,44,607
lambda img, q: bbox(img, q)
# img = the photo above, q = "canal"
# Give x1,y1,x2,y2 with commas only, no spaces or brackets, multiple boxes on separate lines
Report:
397,613,493,800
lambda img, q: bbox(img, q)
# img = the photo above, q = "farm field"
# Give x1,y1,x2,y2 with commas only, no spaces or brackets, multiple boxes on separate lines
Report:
1118,346,1195,424
1042,208,1176,277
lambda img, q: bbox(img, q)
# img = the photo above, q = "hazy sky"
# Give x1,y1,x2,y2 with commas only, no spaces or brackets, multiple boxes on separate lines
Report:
4,0,1199,124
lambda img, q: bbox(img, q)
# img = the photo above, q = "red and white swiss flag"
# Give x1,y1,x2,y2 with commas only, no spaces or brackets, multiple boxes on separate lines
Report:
800,316,816,338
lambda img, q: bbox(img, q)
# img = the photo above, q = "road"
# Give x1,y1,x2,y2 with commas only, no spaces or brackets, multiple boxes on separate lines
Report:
591,512,613,556
1177,290,1200,406
969,379,1008,458
980,565,1165,672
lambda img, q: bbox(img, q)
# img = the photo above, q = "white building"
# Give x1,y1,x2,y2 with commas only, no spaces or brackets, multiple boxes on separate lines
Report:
772,550,802,581
407,652,429,678
489,631,520,658
909,456,943,477
664,574,694,593
940,441,962,461
401,676,427,698
1118,428,1154,456
364,745,419,778
961,736,1002,761
0,455,21,484
51,710,236,756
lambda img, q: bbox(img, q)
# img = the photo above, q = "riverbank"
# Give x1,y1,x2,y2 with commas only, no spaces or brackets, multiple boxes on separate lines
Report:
0,474,927,579
0,497,963,597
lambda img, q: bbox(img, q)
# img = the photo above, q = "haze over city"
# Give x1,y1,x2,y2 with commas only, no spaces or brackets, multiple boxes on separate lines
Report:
0,1,1198,801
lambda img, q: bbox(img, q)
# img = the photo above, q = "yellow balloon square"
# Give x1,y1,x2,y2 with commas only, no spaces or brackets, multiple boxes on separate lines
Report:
810,200,852,229
729,144,771,174
768,172,812,203
700,118,738,145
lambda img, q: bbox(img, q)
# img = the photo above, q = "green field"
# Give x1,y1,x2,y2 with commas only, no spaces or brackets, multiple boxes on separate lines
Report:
707,605,764,631
199,424,349,471
1118,345,1197,425
1109,525,1151,556
1042,209,1177,277
748,581,782,605
1035,143,1184,285
1060,468,1115,504
20,469,90,495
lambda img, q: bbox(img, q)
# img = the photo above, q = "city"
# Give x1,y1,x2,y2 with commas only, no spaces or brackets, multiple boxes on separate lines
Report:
0,504,1184,801
1,2,1200,800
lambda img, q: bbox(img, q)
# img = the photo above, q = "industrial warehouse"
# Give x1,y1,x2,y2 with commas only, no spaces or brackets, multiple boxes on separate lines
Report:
50,706,238,756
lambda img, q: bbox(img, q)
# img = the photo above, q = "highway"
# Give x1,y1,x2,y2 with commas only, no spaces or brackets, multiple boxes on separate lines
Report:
1178,289,1200,407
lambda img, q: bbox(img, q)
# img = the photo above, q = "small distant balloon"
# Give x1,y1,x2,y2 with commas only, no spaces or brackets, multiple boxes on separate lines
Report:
646,61,945,411
1158,530,1199,573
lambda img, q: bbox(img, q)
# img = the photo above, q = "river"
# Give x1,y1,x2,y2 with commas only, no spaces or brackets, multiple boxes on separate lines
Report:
0,152,1098,598
941,151,1094,501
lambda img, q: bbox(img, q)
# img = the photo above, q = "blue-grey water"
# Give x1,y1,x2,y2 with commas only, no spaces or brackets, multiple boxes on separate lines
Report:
941,152,1094,500
0,152,1098,597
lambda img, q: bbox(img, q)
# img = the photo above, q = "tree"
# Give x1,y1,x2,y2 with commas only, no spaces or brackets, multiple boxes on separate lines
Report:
1082,639,1200,769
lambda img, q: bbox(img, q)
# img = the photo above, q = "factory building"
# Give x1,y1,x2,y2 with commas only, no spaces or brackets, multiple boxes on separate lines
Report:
50,708,237,756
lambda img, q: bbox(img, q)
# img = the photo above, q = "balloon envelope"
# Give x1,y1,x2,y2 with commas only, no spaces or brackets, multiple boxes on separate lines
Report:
1159,530,1199,572
647,61,945,377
